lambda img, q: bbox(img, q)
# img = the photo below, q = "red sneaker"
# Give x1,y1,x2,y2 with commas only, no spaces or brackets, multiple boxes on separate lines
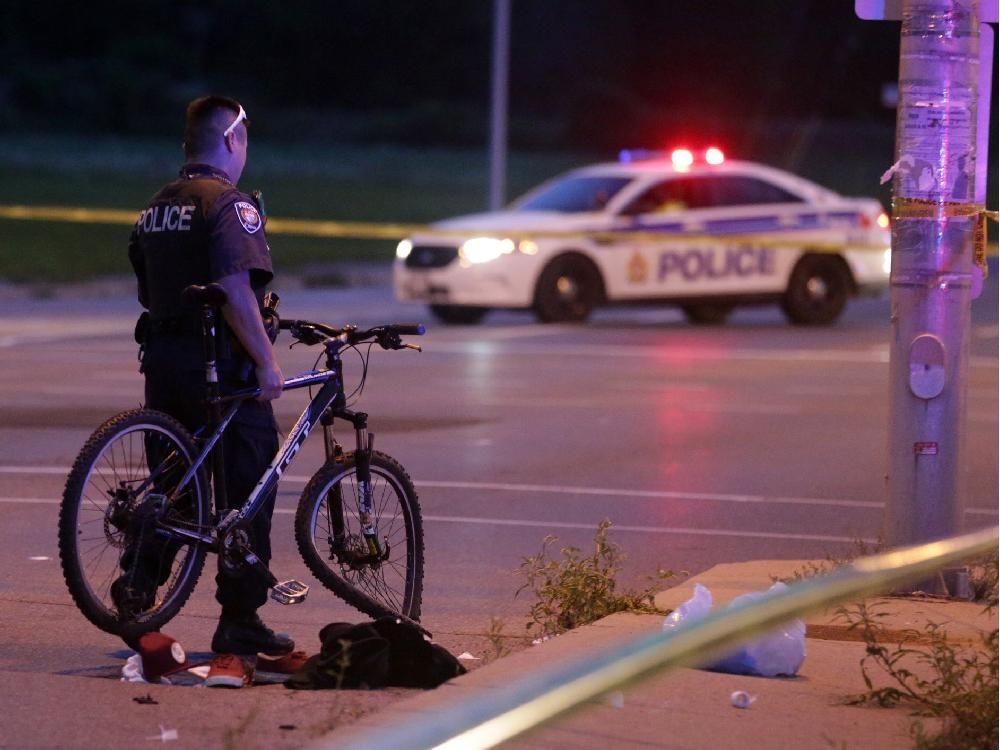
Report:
256,650,308,675
205,653,255,688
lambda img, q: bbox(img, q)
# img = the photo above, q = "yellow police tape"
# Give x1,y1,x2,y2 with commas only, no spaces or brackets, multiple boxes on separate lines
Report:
892,197,987,219
1,202,997,256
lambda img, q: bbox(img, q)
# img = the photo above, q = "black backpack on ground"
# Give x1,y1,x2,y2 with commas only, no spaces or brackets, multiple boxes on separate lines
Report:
284,617,466,690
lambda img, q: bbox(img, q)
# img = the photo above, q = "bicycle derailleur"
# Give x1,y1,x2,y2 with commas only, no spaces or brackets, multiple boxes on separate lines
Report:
105,486,167,548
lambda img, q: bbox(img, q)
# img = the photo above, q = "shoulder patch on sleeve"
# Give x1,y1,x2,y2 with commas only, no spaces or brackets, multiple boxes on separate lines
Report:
234,201,262,234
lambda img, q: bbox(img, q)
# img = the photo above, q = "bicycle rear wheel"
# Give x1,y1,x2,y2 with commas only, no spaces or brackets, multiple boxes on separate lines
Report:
295,450,423,621
58,408,210,642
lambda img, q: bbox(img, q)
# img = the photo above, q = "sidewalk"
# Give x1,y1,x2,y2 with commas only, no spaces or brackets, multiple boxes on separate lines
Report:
0,560,992,750
311,559,997,750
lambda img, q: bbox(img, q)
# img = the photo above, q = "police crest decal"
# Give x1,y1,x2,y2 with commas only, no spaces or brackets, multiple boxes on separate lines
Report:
234,201,262,234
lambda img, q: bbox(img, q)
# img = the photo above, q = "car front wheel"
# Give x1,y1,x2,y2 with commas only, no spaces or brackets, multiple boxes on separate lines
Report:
781,255,851,326
533,256,602,323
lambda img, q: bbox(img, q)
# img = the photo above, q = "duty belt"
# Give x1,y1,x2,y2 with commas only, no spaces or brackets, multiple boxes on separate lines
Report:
149,316,203,336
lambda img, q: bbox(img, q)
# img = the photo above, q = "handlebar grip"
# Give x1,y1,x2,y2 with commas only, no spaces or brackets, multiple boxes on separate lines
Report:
393,324,426,336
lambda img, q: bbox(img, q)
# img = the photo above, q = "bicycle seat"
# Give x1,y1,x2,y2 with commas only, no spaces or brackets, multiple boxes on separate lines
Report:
182,283,228,308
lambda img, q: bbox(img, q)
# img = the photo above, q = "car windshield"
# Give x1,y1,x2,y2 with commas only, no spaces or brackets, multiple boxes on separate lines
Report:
515,175,632,213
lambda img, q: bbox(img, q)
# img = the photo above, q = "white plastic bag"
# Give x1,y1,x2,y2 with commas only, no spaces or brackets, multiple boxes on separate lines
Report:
662,582,713,630
661,581,805,677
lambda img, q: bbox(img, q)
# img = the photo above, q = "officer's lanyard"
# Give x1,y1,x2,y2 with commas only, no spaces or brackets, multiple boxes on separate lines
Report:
179,165,265,219
180,164,234,186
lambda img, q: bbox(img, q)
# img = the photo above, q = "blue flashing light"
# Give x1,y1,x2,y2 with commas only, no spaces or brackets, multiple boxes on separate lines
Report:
618,149,665,163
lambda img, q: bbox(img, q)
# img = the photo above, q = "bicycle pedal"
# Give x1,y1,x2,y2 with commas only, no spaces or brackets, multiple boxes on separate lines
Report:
270,579,309,605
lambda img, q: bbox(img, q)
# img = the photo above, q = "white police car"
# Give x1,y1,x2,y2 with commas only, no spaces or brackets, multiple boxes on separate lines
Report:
393,148,891,325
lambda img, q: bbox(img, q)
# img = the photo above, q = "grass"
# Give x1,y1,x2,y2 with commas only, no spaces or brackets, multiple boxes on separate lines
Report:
0,133,590,283
516,518,678,637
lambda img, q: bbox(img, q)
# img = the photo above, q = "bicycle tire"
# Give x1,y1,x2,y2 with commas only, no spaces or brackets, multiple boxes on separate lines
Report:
58,408,210,642
295,450,424,621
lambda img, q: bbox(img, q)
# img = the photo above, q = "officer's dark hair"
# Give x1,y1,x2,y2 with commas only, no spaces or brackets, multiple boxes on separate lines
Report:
183,95,246,159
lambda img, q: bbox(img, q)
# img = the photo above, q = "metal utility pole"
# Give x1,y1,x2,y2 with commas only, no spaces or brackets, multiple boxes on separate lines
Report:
488,0,511,210
883,0,984,593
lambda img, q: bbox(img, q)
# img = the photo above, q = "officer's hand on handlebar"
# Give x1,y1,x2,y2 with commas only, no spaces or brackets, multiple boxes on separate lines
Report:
255,361,284,402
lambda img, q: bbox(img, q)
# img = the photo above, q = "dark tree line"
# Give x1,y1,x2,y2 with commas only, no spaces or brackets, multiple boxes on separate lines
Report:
1,1,905,148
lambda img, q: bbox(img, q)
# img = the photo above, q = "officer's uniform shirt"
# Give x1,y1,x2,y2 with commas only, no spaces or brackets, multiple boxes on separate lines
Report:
128,163,275,432
128,163,272,323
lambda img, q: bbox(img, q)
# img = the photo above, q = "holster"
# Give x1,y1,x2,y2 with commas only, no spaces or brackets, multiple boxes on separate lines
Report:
134,311,151,373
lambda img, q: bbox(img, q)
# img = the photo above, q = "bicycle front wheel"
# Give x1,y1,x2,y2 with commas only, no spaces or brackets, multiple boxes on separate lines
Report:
58,408,210,642
295,450,424,621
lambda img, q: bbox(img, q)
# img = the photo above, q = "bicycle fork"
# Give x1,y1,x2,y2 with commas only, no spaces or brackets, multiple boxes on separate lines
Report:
325,409,388,565
354,430,382,559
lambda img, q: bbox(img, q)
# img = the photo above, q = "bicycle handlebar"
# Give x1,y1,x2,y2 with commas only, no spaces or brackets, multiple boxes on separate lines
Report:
278,319,425,349
215,321,423,406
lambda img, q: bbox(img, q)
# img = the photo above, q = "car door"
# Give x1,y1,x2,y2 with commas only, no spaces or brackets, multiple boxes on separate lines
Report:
613,174,804,300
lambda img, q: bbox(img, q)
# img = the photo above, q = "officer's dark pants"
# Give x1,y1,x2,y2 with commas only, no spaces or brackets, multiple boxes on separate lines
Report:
138,335,280,617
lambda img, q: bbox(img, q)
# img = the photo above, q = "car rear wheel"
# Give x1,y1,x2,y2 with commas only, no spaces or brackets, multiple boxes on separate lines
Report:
681,303,733,325
429,304,489,325
533,256,602,323
781,255,851,326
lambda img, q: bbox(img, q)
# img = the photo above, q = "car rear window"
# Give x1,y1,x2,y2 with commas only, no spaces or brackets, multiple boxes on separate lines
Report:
702,177,804,207
621,175,804,215
517,176,633,213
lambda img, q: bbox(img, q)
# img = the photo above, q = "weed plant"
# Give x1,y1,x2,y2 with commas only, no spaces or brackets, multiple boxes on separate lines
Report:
837,554,999,750
516,519,677,637
774,537,884,585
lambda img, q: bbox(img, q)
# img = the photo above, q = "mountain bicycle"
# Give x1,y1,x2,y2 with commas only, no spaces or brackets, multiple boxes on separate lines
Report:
58,283,426,645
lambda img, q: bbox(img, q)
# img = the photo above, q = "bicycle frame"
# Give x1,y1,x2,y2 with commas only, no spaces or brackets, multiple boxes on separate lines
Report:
155,348,375,554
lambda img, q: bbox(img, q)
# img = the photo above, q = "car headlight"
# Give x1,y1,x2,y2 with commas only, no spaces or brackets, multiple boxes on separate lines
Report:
459,237,516,264
882,248,892,275
396,239,413,260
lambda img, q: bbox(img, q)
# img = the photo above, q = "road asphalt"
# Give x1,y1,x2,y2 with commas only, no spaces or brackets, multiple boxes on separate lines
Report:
1,558,994,750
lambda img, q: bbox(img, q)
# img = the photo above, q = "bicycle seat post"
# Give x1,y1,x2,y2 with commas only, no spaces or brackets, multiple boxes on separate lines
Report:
195,295,227,513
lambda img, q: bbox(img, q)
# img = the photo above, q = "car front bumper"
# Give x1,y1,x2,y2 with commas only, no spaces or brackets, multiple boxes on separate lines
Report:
393,258,536,308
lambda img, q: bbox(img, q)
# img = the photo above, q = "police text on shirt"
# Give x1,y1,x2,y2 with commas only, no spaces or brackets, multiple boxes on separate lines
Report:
137,204,195,233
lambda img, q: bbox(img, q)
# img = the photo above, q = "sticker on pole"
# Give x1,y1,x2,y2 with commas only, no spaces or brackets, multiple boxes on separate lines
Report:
913,442,939,455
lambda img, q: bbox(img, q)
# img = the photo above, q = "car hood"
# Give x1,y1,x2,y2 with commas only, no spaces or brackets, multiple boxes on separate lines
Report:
429,210,605,233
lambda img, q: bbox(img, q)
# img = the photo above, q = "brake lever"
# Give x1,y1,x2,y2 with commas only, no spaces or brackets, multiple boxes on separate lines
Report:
404,343,422,352
378,332,402,351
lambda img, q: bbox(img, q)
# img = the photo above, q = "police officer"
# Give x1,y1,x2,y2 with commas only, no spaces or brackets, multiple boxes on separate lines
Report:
122,95,291,658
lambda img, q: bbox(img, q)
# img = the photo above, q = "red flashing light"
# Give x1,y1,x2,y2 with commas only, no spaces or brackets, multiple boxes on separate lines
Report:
705,147,725,165
671,149,694,170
